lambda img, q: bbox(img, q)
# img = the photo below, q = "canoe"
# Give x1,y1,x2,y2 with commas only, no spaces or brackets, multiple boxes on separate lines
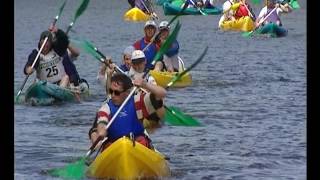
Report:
255,23,288,37
149,57,192,88
163,1,222,15
24,80,89,106
86,137,170,179
219,16,255,32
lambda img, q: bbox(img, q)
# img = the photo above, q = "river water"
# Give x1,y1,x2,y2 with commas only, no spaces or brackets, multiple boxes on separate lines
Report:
14,0,306,179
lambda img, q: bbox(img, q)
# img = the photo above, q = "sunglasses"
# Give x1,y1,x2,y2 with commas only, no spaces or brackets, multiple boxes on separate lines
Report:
109,88,124,96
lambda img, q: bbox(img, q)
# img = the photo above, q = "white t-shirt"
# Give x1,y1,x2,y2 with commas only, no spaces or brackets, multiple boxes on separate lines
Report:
36,50,66,83
127,68,157,85
257,6,283,24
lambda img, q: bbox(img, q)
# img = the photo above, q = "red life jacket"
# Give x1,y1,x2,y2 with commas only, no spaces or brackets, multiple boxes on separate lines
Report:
234,4,249,19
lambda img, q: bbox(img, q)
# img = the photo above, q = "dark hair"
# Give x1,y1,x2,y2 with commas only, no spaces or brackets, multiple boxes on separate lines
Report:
110,73,133,91
38,30,53,49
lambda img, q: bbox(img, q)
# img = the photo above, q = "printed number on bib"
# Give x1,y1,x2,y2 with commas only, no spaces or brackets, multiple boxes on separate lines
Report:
46,65,59,77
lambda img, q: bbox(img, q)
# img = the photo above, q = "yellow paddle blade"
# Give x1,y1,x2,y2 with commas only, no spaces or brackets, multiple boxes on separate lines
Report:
123,7,150,22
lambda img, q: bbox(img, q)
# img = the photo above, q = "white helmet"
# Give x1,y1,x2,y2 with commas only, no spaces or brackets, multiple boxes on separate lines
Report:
159,21,170,30
144,20,157,29
131,50,146,61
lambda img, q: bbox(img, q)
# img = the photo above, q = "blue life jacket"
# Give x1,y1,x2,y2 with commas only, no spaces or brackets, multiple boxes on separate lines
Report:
139,38,157,69
107,96,144,141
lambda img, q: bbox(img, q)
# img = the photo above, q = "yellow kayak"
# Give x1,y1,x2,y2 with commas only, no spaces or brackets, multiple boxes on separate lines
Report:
220,16,255,32
86,137,170,179
149,70,192,88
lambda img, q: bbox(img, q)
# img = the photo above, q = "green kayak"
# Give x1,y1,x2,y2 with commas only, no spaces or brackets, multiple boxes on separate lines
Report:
24,80,89,106
163,1,222,15
256,23,288,37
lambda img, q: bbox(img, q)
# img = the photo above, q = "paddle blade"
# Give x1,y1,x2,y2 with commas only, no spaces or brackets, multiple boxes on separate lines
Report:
124,7,150,22
251,0,261,5
153,21,181,63
58,0,67,18
166,46,208,88
74,0,90,21
70,39,103,62
289,0,300,9
242,30,254,37
48,158,87,179
165,106,201,126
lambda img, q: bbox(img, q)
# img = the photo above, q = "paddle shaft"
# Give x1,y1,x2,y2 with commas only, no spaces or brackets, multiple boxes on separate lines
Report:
65,0,90,34
256,7,277,29
142,2,188,52
188,0,207,15
16,37,49,98
242,2,255,20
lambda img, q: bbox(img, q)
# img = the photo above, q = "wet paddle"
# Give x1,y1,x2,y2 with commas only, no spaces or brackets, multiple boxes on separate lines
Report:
66,0,90,34
15,0,67,102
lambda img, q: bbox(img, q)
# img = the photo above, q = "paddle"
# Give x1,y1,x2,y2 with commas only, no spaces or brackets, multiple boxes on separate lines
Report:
242,2,256,21
142,1,188,52
164,46,208,126
47,20,182,180
187,0,208,15
242,6,277,37
15,0,67,102
71,37,203,127
66,0,90,34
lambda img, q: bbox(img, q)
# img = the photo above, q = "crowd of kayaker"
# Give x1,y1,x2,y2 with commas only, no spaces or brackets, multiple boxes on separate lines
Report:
218,0,292,31
21,0,299,168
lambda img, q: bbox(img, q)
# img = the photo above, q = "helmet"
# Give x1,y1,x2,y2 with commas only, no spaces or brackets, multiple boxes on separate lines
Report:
159,21,170,30
131,50,146,63
144,20,157,29
123,46,135,56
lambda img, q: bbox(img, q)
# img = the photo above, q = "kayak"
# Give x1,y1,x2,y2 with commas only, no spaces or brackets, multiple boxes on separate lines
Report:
156,0,171,5
255,23,288,37
149,57,192,88
86,137,170,179
149,70,192,88
24,80,89,106
219,16,255,32
163,1,222,15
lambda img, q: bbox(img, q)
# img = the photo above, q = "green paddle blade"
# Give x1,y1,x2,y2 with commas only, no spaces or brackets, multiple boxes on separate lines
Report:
165,106,201,126
242,30,255,37
70,39,103,62
289,0,300,9
251,0,261,5
58,0,67,18
153,21,181,63
73,0,90,22
48,158,87,180
166,46,208,88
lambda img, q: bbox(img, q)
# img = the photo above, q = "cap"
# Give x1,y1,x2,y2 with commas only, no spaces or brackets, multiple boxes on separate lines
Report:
131,50,146,63
144,20,157,29
123,46,135,56
159,21,170,30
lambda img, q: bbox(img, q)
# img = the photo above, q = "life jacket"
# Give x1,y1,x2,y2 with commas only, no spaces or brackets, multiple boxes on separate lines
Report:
138,38,157,70
106,96,145,141
234,4,249,19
